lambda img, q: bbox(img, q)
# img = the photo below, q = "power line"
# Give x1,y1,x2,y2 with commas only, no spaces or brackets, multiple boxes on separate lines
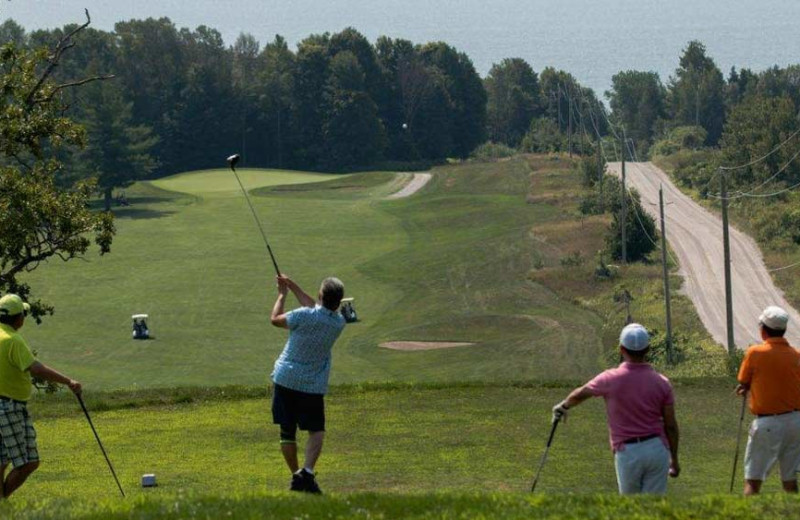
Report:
719,127,800,171
769,260,800,273
707,147,800,200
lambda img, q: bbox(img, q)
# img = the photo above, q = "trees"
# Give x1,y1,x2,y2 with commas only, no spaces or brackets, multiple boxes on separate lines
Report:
668,41,726,145
72,81,158,210
321,52,386,170
114,18,186,175
0,15,115,319
418,42,487,158
539,68,608,152
607,71,666,152
604,183,658,262
720,95,800,187
485,58,541,147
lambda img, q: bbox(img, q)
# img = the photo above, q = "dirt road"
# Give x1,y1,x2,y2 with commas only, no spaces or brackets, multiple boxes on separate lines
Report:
607,162,800,348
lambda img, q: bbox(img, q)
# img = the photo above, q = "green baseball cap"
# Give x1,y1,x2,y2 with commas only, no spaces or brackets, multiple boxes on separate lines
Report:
0,294,31,317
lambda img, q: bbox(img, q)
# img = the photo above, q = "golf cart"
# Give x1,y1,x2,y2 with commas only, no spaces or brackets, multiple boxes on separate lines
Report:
132,314,150,340
340,298,358,323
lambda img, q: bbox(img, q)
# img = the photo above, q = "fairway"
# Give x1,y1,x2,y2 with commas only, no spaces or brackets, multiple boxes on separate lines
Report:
19,158,614,390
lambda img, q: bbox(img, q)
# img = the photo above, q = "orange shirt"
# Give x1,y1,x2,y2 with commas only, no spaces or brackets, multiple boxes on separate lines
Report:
738,337,800,415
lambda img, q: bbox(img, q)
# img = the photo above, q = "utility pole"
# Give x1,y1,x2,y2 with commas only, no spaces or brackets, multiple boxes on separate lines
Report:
556,89,562,132
620,133,628,264
659,185,674,363
597,141,604,213
568,88,573,158
721,172,736,355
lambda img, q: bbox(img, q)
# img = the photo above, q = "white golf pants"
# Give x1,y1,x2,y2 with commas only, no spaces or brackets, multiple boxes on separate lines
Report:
614,437,669,495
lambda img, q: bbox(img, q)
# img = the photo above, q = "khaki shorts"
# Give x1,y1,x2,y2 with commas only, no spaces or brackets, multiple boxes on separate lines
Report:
744,412,800,482
0,399,39,468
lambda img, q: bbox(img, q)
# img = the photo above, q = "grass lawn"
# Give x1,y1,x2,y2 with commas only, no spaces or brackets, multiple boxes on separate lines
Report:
0,382,789,518
17,156,721,391
18,158,646,390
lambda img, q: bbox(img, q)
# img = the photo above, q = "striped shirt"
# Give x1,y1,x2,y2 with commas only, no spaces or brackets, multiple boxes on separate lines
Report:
271,305,345,394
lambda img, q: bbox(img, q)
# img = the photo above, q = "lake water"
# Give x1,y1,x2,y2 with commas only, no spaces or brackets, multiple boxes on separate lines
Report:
5,0,800,97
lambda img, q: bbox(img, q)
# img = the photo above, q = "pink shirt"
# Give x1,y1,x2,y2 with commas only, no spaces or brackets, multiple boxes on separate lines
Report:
585,362,674,452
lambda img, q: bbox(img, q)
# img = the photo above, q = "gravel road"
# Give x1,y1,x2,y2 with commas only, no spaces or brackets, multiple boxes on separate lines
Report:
607,161,800,348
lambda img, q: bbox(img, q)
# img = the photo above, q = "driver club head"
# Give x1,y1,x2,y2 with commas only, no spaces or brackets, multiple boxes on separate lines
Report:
226,153,241,171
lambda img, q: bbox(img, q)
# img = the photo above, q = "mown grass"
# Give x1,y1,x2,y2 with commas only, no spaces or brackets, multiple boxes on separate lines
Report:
3,492,800,520
14,380,778,504
18,158,629,390
18,155,722,391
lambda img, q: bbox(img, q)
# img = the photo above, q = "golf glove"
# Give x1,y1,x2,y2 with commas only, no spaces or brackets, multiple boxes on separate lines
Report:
552,401,569,423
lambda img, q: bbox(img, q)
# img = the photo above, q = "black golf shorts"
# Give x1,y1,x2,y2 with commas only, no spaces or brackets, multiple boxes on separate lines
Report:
272,384,325,432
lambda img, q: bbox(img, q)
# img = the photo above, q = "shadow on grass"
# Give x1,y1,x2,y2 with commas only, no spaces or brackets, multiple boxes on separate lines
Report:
110,208,176,220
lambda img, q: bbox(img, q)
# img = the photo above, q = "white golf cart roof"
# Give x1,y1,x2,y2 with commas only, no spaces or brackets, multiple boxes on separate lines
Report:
131,314,149,320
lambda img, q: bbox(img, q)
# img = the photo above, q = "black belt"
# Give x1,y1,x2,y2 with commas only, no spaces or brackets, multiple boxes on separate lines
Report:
757,410,799,418
0,395,27,405
623,433,660,445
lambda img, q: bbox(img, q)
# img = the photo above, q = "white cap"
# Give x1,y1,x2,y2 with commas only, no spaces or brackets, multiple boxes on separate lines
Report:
759,306,789,331
619,323,650,351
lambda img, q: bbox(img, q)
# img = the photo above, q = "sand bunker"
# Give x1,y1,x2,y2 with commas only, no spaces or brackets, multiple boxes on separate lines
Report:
379,341,475,351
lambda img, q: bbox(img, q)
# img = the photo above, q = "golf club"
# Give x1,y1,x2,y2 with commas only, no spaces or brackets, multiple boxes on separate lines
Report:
729,391,748,493
530,417,560,492
226,153,281,276
76,393,125,498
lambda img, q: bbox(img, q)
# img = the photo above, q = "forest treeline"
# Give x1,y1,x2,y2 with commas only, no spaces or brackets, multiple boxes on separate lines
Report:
2,18,799,211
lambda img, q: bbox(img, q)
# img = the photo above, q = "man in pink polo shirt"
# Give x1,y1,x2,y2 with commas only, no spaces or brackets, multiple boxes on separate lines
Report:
552,323,680,494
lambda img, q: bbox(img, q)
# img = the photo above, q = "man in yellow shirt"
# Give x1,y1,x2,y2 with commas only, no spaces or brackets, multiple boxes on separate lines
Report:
737,306,800,496
0,294,82,499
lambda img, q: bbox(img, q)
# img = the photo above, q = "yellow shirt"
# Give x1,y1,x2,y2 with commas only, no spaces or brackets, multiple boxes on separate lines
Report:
0,323,36,401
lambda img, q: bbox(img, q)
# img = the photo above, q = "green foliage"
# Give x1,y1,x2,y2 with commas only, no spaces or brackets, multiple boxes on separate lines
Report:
578,153,607,188
604,190,658,262
0,40,115,320
469,141,516,161
520,118,566,153
607,70,667,152
720,95,800,188
485,57,541,146
69,81,159,209
559,251,585,267
668,41,726,145
539,67,609,140
650,126,707,156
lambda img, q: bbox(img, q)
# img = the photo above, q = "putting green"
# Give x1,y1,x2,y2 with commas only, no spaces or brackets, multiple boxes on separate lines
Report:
151,168,342,195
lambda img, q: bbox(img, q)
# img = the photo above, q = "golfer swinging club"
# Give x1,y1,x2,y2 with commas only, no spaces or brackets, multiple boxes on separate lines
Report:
551,323,680,494
269,275,346,494
0,294,82,498
736,306,800,496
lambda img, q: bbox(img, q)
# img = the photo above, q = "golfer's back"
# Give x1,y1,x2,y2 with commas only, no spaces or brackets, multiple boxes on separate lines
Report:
272,305,345,395
586,362,673,451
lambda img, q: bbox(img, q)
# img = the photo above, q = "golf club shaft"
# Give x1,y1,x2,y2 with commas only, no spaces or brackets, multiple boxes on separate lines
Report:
729,392,747,493
230,167,281,276
77,394,126,498
531,418,560,492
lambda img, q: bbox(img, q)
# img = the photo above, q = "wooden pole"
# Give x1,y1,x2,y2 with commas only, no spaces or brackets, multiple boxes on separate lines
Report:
659,185,674,363
721,172,735,354
620,133,628,264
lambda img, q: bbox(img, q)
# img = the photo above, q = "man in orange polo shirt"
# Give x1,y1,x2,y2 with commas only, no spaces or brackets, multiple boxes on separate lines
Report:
737,305,800,495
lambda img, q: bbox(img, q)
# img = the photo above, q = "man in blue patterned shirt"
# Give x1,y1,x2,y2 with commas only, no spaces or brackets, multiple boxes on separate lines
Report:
270,275,345,494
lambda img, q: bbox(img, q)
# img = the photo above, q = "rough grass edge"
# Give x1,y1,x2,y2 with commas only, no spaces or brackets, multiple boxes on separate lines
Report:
30,378,736,419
